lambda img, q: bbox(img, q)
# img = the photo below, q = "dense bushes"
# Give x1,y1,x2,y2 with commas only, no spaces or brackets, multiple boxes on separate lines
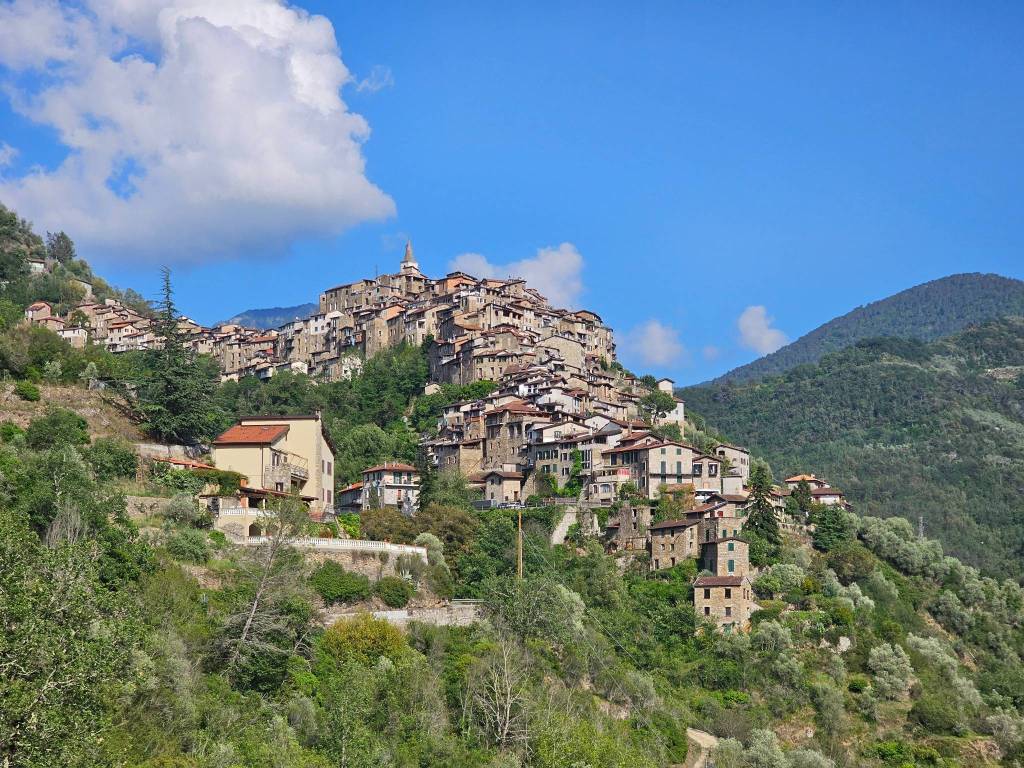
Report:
25,407,89,449
84,437,138,480
165,528,209,563
14,379,39,401
310,561,370,605
374,576,413,608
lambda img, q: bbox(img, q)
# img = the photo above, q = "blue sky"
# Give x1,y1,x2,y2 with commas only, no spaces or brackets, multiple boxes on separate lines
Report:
1,1,1022,384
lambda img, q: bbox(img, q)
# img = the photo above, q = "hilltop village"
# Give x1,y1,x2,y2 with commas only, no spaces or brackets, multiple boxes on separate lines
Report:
22,246,849,633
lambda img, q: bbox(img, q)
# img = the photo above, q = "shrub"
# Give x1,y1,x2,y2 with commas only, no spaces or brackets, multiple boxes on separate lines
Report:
374,576,413,607
26,407,89,449
14,380,40,401
166,528,209,563
152,463,206,495
0,421,24,442
909,692,962,734
310,561,371,605
163,493,204,526
320,614,407,664
84,437,138,480
847,674,869,693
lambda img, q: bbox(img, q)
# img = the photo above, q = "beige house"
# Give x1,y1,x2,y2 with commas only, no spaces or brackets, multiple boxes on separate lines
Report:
212,413,335,517
715,443,751,482
601,438,724,500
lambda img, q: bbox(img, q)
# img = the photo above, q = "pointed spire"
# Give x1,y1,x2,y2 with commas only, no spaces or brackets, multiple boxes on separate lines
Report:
400,239,420,273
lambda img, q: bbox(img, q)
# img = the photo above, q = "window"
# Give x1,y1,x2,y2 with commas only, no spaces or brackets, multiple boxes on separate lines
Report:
709,463,719,478
724,588,732,598
676,447,681,455
660,447,666,455
728,559,735,573
704,606,711,616
660,461,666,474
725,606,732,617
727,542,735,552
692,462,703,477
703,588,711,599
676,461,681,474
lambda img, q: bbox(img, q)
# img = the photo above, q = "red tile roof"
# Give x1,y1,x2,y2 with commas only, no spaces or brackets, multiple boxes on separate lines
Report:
214,423,289,445
362,462,418,473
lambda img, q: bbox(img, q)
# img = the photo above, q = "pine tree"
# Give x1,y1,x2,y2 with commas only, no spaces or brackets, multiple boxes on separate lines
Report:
744,462,781,547
134,267,219,444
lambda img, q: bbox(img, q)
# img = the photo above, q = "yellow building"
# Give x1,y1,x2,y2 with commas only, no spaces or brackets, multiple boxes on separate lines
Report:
212,414,335,516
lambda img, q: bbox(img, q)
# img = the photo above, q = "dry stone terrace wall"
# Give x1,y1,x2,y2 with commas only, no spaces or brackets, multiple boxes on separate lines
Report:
228,532,429,580
322,601,484,628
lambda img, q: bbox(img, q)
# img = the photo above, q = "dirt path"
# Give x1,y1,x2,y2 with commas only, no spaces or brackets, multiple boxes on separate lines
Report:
683,728,719,768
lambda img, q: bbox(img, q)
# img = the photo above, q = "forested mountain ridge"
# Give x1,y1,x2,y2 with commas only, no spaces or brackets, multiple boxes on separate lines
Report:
682,317,1024,579
709,273,1024,385
223,302,319,329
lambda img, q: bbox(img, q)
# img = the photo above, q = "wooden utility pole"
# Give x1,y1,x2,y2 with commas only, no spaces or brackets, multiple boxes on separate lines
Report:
517,507,524,579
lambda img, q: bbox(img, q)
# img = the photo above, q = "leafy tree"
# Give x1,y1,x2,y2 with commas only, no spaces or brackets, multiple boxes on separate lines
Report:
867,643,914,700
45,230,76,263
792,478,813,514
812,505,855,552
639,388,676,424
0,507,139,766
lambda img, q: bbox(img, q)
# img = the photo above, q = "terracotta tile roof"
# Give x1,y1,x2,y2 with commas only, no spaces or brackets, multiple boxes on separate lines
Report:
214,423,289,445
484,470,524,480
362,462,418,473
811,487,844,496
694,575,745,587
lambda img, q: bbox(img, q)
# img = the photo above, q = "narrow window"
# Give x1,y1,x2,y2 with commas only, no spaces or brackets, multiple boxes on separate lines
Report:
703,588,711,599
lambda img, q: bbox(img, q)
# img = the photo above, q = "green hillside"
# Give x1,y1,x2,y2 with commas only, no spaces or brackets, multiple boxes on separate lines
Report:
683,318,1024,578
710,273,1024,385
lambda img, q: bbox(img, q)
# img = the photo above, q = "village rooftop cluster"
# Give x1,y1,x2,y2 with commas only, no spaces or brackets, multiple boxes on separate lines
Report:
24,247,848,634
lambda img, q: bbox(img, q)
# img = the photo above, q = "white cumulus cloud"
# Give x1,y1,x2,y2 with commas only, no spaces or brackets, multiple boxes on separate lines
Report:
449,242,584,308
622,319,685,368
737,305,788,355
0,0,395,263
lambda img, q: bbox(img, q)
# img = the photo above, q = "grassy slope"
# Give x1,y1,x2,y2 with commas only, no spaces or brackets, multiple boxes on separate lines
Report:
682,318,1024,578
1,383,144,441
